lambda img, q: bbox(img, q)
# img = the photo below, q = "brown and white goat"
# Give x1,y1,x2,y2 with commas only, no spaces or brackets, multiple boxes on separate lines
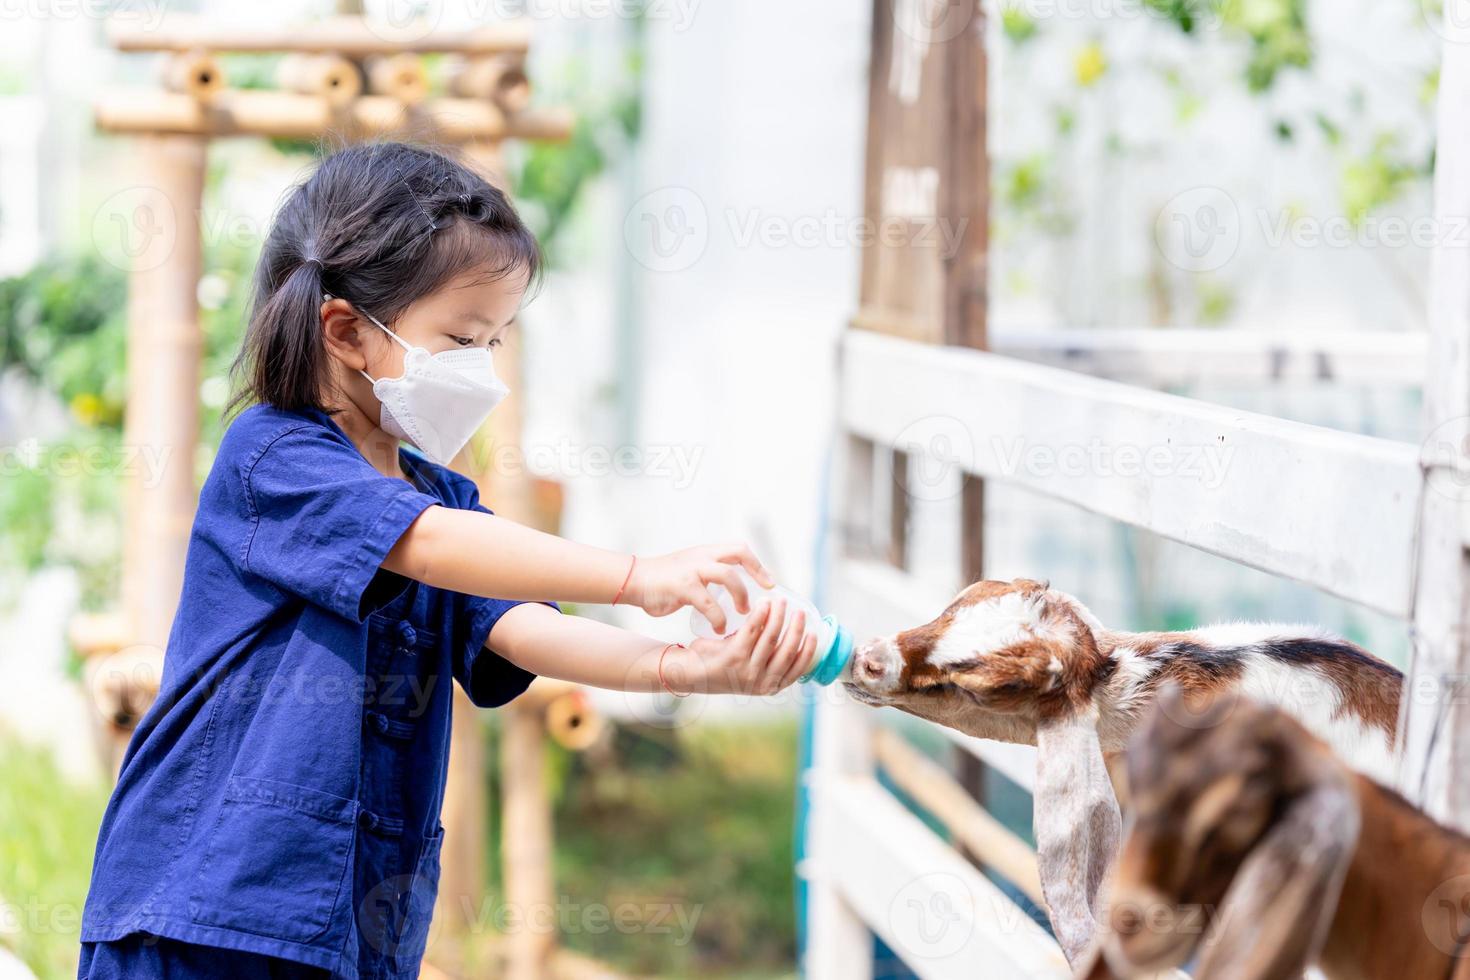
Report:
842,578,1403,962
1089,689,1470,980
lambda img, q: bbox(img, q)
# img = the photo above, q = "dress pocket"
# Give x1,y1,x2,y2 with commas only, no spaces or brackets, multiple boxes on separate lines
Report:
393,824,446,974
189,775,358,945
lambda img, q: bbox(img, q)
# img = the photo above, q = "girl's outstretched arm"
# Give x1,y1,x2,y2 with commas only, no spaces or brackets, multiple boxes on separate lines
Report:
382,505,774,632
486,598,818,696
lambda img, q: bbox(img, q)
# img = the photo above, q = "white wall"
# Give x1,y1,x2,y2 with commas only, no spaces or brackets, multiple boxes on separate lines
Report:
549,2,871,598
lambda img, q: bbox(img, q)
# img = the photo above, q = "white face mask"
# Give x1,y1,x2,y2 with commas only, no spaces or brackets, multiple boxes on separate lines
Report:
346,300,510,466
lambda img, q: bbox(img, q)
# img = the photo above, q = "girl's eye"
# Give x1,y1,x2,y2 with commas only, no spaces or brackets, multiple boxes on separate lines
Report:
488,337,503,349
451,335,475,347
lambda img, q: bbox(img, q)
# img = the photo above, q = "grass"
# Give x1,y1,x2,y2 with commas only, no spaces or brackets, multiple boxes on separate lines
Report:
0,735,109,980
490,720,801,978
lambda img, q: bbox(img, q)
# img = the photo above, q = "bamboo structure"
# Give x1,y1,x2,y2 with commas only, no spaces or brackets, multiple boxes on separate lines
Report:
95,91,571,142
89,15,594,977
120,134,207,652
500,700,557,980
365,53,430,104
107,14,532,56
276,54,362,107
160,50,225,103
449,56,533,115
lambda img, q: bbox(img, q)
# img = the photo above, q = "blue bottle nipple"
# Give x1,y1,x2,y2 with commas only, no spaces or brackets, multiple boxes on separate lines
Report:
800,616,854,686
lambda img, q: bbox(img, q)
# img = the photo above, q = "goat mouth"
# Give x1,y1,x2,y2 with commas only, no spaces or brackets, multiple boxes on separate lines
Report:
1104,930,1195,975
841,682,891,706
841,679,990,710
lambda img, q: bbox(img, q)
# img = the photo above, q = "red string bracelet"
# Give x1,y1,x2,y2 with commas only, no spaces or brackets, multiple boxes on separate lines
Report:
657,642,690,698
612,555,637,606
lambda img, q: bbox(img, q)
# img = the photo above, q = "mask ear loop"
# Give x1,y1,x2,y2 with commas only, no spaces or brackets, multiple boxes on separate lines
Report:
330,297,412,384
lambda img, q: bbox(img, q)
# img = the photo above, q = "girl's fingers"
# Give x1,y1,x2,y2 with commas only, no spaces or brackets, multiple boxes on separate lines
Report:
769,609,806,681
780,631,819,689
706,563,751,615
690,582,728,634
741,599,771,640
722,543,775,589
750,598,787,670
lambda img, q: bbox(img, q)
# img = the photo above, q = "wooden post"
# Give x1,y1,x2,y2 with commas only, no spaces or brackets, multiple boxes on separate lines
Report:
944,0,989,593
435,138,518,951
500,697,556,980
1399,0,1470,832
120,134,206,652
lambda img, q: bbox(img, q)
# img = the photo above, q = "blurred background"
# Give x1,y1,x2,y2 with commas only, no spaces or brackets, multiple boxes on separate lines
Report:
0,0,1442,977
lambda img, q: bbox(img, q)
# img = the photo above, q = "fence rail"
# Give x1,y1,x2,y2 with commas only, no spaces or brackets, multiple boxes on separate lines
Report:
841,329,1425,618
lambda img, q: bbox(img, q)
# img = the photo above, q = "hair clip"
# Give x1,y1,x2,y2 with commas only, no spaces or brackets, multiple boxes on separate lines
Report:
391,164,437,233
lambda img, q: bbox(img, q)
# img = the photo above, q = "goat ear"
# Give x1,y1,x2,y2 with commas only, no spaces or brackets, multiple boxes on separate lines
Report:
1035,706,1122,966
1192,777,1359,980
1070,939,1119,980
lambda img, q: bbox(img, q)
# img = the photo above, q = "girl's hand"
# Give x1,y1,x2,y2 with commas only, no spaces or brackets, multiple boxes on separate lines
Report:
664,599,818,696
624,543,775,632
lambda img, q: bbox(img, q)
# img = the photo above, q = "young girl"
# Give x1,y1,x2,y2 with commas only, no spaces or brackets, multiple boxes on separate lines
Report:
78,142,817,980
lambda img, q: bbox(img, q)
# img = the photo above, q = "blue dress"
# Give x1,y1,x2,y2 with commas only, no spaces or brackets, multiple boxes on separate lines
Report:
79,405,549,980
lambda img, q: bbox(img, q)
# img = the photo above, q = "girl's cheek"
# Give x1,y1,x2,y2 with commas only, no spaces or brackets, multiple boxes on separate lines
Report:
370,347,406,381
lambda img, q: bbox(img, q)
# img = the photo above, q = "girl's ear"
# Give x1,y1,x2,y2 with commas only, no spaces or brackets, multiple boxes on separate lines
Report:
1034,705,1122,966
321,298,371,371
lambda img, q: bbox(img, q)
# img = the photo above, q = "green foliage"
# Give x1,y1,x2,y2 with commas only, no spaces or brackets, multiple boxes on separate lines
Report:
0,738,109,980
0,257,128,428
512,46,644,266
1000,4,1039,44
1224,0,1312,92
1340,135,1425,224
1142,0,1313,91
0,427,125,609
487,721,799,976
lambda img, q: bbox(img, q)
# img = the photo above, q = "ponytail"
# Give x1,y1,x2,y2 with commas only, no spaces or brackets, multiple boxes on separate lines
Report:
230,257,326,416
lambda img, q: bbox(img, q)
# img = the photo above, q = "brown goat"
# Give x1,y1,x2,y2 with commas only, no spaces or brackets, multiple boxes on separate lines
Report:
843,577,1404,964
1089,688,1470,980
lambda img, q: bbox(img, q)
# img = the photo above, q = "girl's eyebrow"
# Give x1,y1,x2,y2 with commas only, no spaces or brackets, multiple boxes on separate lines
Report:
455,310,516,329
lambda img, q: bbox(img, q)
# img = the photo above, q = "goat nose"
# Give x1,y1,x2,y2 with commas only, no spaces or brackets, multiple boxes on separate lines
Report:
1109,886,1173,937
853,641,898,688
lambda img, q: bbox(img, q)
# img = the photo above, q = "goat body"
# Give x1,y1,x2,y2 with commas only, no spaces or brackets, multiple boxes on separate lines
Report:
1100,694,1470,980
1318,775,1470,980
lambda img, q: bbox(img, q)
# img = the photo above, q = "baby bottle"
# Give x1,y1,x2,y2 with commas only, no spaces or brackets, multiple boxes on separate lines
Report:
688,569,854,685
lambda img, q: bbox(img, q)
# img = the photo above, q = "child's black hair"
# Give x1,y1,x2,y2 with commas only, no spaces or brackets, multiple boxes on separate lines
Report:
232,141,540,414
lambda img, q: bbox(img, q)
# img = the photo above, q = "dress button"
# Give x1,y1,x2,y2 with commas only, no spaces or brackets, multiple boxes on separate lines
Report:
396,622,417,647
358,810,379,832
